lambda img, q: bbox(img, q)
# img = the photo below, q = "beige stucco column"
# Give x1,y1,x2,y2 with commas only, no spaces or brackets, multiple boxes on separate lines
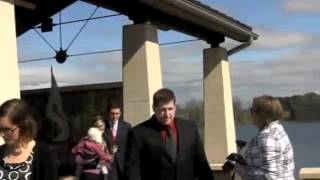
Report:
203,47,237,169
0,0,20,105
122,23,163,126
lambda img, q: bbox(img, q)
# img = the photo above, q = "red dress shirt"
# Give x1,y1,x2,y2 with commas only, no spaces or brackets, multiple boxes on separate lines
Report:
161,119,178,147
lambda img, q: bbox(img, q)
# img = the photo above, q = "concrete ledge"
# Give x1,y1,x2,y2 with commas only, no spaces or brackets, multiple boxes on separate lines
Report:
210,163,224,171
300,168,320,179
210,164,235,180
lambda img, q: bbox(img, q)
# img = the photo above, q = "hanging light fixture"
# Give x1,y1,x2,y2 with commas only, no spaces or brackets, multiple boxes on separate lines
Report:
55,48,68,64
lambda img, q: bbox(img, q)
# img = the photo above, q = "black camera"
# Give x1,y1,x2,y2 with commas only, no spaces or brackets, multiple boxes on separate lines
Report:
222,153,246,171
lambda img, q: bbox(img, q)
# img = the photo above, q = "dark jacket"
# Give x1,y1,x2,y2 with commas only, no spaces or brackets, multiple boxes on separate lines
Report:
104,119,131,174
0,142,58,180
125,115,214,180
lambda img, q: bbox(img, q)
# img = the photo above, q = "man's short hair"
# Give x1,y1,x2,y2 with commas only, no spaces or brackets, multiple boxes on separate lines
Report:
107,103,121,112
153,88,176,107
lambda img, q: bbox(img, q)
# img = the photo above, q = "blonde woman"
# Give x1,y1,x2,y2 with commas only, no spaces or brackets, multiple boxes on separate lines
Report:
93,116,113,177
72,127,112,180
236,95,295,180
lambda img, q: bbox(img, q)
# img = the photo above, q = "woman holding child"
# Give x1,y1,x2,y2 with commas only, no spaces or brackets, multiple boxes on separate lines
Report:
72,117,113,180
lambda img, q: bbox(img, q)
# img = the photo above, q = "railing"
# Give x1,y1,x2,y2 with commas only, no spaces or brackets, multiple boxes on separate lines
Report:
300,168,320,180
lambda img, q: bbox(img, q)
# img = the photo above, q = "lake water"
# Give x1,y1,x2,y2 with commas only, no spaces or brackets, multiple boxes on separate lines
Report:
237,121,320,178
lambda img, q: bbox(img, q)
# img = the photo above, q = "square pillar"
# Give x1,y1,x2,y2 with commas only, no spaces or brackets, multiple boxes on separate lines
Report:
122,23,163,126
0,0,20,104
203,47,237,166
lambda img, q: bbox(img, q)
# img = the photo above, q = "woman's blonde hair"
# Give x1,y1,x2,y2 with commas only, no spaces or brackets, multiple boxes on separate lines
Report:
252,95,284,122
93,116,105,129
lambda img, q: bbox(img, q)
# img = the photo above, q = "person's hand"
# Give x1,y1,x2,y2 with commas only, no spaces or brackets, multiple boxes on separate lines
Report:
111,145,118,154
227,153,246,165
222,153,246,171
101,165,108,174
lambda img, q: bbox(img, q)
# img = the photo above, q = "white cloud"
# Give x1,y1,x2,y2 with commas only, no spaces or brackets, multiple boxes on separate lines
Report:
19,53,122,90
213,29,316,52
160,41,208,60
231,49,320,106
160,41,320,106
251,29,314,50
160,44,205,105
283,0,320,13
19,46,320,108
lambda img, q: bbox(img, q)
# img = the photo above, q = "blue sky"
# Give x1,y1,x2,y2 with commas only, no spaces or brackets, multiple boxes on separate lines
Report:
18,0,320,107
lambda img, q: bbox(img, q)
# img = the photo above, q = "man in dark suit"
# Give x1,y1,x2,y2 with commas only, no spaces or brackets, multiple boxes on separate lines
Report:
125,88,214,180
104,104,131,180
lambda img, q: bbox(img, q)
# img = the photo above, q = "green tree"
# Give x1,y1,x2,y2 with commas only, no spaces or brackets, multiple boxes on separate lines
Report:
233,97,250,124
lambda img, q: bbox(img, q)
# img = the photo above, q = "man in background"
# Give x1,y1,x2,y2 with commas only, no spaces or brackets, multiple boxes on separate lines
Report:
104,104,131,180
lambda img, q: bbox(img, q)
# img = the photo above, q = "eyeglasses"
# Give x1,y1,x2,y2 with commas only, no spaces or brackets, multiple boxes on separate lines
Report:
0,126,18,135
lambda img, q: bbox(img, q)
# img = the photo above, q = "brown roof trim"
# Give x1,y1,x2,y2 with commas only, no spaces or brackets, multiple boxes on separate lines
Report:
187,0,252,30
138,0,259,42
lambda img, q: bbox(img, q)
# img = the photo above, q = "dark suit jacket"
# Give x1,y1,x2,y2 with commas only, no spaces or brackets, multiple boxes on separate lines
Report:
104,119,131,174
125,115,214,180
